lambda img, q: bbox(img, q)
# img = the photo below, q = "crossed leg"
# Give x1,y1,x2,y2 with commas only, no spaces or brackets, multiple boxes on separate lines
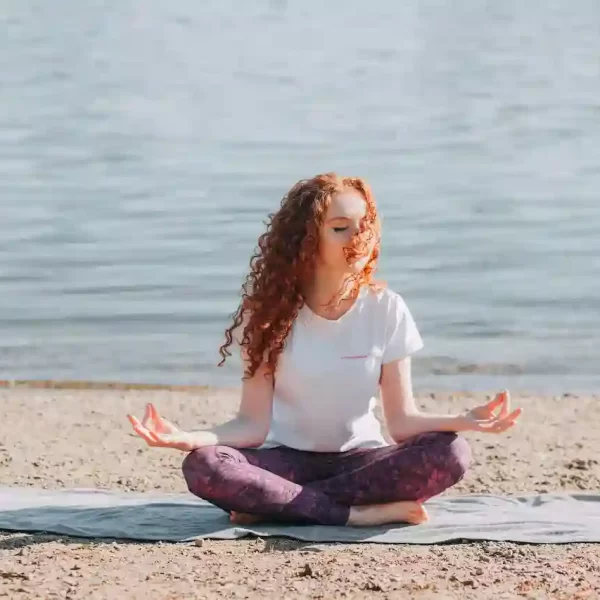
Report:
182,432,471,526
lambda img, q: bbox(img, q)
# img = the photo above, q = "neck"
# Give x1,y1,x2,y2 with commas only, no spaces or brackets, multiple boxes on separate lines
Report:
303,266,360,309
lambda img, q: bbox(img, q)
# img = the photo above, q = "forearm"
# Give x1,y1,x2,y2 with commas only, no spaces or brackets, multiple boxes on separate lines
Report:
388,411,469,442
187,416,268,449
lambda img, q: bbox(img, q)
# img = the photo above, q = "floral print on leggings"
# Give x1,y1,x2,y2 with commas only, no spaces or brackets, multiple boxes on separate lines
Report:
181,432,471,526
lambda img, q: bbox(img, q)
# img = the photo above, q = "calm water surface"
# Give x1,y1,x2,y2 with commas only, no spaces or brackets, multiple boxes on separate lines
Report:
1,1,599,393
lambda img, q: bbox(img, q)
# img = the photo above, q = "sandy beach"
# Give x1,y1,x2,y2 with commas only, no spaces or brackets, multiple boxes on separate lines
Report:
1,384,599,599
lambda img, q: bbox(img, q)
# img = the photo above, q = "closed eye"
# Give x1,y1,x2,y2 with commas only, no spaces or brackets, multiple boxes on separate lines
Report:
333,227,348,233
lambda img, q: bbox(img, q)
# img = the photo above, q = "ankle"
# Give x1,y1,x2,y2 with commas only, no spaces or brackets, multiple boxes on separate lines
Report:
347,504,387,527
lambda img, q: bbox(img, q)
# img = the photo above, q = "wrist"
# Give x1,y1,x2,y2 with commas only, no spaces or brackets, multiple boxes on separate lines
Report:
183,431,210,450
453,413,472,432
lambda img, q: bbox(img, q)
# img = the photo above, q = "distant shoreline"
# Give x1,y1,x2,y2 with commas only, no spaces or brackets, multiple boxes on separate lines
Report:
0,378,593,398
0,379,215,392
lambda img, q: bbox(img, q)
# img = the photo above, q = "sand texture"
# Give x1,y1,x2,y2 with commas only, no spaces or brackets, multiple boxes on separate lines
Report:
1,385,599,599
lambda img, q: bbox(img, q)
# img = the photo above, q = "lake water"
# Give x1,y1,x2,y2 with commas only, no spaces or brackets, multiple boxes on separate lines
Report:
1,1,599,394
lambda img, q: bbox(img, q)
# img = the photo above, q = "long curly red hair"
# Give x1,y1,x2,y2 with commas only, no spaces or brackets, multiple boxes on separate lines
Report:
218,172,383,379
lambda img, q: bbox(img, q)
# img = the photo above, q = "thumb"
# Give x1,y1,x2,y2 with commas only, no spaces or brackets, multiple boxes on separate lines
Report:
486,391,507,412
497,390,511,419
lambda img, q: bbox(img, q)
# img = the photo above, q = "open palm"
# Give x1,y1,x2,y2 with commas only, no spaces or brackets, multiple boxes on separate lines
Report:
127,403,195,451
465,390,522,434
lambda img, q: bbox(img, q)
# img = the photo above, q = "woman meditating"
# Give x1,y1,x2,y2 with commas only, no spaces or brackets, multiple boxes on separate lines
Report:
127,172,522,527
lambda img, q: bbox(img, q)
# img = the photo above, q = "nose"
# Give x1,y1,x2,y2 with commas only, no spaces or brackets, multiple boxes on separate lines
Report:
351,223,374,246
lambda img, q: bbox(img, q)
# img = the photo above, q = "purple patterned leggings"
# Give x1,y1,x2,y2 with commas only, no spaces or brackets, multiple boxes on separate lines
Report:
182,432,471,526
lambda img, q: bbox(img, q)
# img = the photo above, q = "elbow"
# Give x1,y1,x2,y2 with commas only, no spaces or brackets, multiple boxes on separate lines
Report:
387,412,421,443
389,427,409,444
240,418,270,448
245,433,268,448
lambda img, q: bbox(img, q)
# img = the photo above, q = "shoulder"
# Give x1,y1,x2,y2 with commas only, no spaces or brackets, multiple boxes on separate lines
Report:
363,285,409,316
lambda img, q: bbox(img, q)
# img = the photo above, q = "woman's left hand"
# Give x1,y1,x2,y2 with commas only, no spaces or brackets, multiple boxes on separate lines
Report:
463,390,522,434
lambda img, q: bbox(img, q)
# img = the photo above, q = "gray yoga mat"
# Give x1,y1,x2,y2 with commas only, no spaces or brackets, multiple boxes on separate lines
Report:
0,486,598,544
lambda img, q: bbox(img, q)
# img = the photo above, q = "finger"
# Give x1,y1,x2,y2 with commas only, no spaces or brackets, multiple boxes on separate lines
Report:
486,392,505,409
494,419,518,433
149,403,159,422
497,391,511,420
476,409,522,433
473,421,499,432
156,408,180,434
152,403,173,430
128,415,160,444
473,416,510,433
141,404,153,429
476,421,510,434
149,404,171,433
128,414,151,438
149,403,162,429
505,407,522,421
151,405,167,435
485,391,506,412
471,393,504,420
151,404,167,428
487,407,522,426
473,415,501,426
128,414,150,439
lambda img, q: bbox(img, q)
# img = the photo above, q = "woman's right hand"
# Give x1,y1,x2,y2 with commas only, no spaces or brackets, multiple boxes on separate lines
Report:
127,403,197,451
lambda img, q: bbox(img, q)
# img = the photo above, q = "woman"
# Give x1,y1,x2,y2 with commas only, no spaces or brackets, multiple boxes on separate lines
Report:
127,172,522,527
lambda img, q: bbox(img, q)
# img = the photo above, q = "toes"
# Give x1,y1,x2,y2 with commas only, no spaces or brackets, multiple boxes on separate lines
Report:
408,503,429,524
230,511,262,525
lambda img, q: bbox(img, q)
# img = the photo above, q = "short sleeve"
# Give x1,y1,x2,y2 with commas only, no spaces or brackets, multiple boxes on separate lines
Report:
382,292,424,363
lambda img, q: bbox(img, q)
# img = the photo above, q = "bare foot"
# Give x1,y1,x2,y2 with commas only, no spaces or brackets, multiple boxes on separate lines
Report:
230,502,429,528
347,501,429,527
229,511,263,525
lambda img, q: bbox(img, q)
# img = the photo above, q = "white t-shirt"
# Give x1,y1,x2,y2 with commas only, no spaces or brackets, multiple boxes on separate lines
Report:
258,286,424,452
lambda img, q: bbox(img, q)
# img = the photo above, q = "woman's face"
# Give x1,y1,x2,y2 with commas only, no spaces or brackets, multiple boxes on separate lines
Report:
317,189,375,274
